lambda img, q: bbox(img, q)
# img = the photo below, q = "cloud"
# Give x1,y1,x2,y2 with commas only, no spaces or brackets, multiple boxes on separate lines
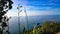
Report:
27,0,60,6
6,8,60,17
6,0,60,17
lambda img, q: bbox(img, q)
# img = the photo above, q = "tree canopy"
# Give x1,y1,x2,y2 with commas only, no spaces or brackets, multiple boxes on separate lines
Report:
0,0,13,34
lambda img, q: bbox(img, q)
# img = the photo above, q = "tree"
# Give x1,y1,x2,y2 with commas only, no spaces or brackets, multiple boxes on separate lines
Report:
0,0,13,34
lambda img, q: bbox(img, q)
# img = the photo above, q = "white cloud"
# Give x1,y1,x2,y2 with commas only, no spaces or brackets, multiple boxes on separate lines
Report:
5,9,60,17
5,0,60,17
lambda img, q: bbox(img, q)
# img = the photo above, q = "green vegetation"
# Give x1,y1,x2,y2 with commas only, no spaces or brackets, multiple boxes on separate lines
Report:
22,21,60,34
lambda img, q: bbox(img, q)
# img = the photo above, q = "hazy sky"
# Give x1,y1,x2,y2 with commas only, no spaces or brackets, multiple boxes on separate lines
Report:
6,0,60,17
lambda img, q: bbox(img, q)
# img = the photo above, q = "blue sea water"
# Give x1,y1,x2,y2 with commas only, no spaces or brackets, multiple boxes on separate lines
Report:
8,15,60,34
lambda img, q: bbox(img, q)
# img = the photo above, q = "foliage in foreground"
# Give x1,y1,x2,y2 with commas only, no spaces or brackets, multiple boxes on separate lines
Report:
0,0,13,34
22,21,60,34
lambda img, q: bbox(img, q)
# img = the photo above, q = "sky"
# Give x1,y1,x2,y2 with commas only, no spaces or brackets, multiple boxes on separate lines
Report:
6,0,60,17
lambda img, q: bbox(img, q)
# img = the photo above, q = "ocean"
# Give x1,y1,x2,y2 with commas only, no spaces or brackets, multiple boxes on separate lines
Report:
8,15,60,34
